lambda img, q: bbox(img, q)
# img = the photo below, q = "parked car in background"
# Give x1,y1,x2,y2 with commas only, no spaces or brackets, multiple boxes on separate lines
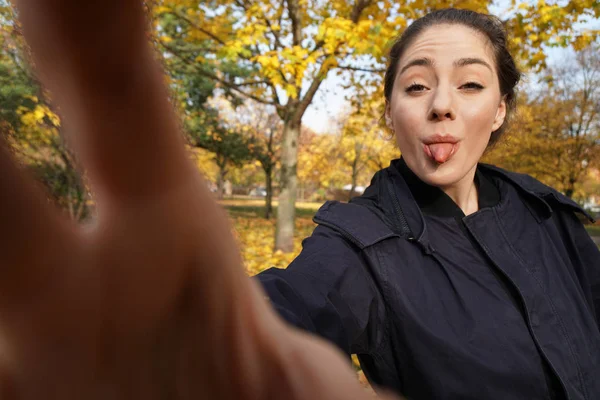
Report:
249,187,267,197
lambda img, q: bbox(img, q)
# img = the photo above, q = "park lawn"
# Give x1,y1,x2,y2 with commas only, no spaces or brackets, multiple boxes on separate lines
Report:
585,225,600,237
222,201,320,276
220,197,322,212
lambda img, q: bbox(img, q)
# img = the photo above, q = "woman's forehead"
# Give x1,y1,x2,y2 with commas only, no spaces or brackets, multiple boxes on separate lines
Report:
400,24,496,70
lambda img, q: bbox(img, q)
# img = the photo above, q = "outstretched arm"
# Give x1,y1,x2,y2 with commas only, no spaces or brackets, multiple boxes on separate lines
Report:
0,0,399,398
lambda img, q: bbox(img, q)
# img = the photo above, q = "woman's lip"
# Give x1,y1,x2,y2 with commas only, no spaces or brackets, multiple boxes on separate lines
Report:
422,134,460,145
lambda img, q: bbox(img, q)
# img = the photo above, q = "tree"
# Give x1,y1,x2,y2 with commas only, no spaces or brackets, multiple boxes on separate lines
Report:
0,4,90,220
239,105,282,219
151,0,597,252
336,99,399,200
485,43,600,200
216,99,282,218
151,0,401,251
188,108,254,199
297,130,343,194
297,104,398,202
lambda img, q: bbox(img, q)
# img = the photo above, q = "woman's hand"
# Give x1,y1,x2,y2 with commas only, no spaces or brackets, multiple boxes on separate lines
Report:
0,0,398,398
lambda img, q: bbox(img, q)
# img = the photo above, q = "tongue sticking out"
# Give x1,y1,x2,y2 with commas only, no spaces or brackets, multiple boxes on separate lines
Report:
427,143,455,163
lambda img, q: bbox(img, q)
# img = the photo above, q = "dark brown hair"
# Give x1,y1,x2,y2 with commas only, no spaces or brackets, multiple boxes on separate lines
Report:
384,8,521,146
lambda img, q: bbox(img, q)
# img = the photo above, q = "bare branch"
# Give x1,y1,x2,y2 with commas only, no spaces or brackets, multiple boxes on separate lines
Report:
257,6,285,50
309,39,326,55
337,64,386,73
158,41,278,107
268,82,283,107
165,10,228,46
236,79,271,87
296,64,327,119
233,0,249,10
286,0,302,46
350,0,373,23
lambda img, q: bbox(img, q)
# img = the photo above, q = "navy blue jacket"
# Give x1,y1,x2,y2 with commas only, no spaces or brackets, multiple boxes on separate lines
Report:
256,159,600,400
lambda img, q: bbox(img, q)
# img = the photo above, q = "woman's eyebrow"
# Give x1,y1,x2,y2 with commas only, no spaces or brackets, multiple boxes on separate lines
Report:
454,57,493,72
399,57,492,75
399,57,434,75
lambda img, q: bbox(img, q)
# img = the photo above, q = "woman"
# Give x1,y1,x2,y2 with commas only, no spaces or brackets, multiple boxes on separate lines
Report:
1,2,597,400
255,8,600,399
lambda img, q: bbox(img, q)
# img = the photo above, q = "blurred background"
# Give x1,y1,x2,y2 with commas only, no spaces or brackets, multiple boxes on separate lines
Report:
0,0,598,277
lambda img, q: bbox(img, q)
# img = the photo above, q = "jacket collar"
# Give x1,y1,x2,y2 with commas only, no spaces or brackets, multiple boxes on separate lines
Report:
351,159,594,244
478,163,595,223
396,157,500,218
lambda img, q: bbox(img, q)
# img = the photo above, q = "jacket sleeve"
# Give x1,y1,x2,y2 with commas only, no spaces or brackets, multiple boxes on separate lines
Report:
253,225,385,356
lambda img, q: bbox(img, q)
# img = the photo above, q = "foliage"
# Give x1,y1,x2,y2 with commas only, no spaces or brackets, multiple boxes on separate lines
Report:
188,107,255,197
0,5,90,220
189,145,220,183
150,0,599,252
214,98,283,218
226,203,316,275
13,99,91,220
298,98,399,197
336,98,399,194
484,43,600,200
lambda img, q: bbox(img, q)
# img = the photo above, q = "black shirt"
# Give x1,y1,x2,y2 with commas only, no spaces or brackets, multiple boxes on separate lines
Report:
398,158,562,399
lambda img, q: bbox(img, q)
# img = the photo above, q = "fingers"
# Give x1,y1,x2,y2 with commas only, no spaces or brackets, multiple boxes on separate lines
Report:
244,282,402,400
0,140,74,290
12,0,197,205
273,329,400,400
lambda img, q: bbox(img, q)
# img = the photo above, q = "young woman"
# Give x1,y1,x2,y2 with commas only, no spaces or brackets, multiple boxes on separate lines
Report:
1,2,597,400
256,9,600,400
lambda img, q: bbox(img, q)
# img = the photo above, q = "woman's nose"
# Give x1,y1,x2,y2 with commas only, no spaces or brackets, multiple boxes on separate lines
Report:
428,89,456,121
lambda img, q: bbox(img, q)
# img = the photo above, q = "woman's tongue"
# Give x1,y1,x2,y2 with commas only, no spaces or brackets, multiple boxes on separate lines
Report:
425,143,455,163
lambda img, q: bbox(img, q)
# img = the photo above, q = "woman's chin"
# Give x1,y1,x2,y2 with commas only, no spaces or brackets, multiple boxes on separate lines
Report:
416,162,467,188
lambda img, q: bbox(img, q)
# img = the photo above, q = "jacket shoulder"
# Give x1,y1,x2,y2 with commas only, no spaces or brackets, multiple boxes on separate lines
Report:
479,163,595,222
313,201,398,249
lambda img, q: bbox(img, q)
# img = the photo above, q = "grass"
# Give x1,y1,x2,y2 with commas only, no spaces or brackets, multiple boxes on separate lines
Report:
224,203,319,220
585,225,600,237
220,197,322,219
219,198,320,275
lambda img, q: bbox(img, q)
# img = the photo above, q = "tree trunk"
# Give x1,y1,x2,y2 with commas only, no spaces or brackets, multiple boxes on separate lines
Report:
348,148,361,202
565,176,577,198
348,178,357,202
275,120,300,252
565,188,574,198
264,165,273,219
216,164,227,200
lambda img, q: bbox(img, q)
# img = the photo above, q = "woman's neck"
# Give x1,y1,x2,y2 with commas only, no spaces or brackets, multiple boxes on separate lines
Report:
439,166,479,216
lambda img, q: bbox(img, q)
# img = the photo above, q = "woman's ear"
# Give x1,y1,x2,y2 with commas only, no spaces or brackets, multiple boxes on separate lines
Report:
492,96,507,132
385,102,394,130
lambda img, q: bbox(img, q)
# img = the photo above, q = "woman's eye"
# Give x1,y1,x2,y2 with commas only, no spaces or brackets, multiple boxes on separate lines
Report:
406,83,428,93
461,82,485,90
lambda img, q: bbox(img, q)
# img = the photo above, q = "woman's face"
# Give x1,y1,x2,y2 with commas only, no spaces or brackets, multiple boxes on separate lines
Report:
385,24,506,188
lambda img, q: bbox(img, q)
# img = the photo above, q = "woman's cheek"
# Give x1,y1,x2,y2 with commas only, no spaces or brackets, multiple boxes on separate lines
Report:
463,99,498,129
